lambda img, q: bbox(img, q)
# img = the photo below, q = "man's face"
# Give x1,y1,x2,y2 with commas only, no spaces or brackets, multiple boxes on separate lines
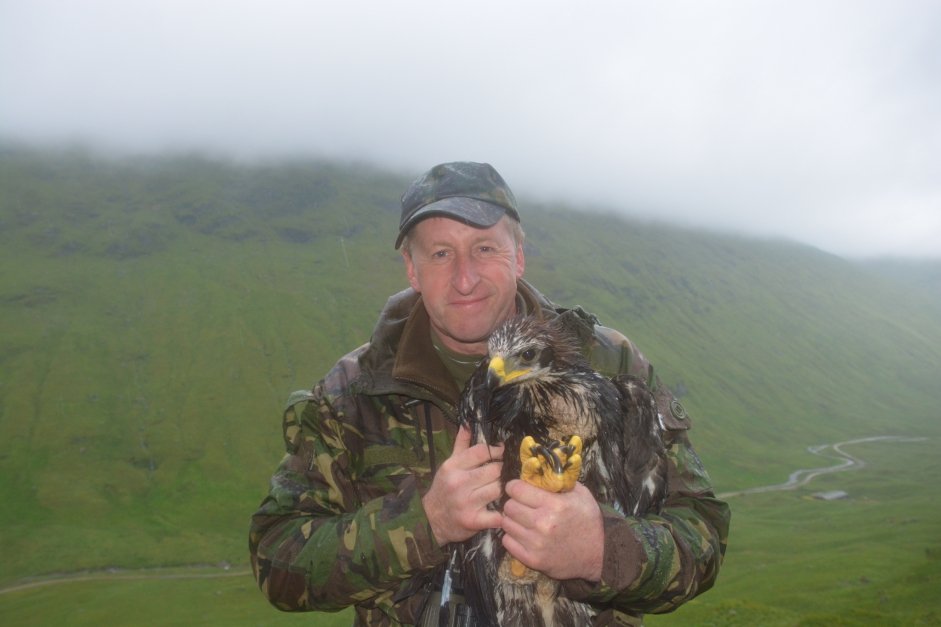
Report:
403,216,525,356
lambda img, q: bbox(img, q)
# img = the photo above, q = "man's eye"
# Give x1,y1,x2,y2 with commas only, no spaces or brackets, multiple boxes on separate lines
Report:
521,349,536,362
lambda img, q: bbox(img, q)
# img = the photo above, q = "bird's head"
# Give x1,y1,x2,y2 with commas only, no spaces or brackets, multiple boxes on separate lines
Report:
484,316,582,389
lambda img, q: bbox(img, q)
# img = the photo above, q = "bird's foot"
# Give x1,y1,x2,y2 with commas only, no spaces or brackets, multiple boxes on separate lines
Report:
503,555,540,583
519,434,583,494
509,556,529,579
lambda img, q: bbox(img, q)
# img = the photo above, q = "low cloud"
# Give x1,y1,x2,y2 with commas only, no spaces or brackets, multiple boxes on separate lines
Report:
2,0,938,258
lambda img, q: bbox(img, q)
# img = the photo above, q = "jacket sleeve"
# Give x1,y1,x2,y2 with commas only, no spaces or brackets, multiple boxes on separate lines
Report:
248,362,449,614
564,326,731,614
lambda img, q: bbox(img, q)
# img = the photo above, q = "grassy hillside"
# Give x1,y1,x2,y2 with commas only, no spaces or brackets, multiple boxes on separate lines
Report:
1,146,939,624
862,258,941,306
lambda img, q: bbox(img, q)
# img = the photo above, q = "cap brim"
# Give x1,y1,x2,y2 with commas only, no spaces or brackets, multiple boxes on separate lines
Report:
395,197,511,249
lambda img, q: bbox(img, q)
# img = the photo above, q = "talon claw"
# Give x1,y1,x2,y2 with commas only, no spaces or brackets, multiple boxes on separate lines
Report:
532,444,564,474
518,433,584,493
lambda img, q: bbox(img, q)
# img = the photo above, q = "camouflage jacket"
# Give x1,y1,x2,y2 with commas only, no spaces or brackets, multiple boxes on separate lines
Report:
249,280,730,626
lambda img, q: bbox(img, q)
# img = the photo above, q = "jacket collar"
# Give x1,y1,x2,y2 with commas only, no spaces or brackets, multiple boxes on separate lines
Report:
357,279,561,406
392,298,462,404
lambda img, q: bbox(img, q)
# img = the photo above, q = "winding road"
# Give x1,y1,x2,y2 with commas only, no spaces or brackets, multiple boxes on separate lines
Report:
717,435,927,499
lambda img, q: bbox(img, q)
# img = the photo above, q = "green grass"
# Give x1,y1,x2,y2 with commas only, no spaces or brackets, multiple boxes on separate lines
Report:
0,568,351,626
1,146,940,624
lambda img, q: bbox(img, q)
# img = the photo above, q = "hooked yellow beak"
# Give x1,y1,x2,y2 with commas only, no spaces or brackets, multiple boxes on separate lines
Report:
488,355,529,384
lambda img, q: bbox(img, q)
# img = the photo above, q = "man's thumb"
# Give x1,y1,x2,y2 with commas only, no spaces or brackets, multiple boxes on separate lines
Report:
453,425,472,452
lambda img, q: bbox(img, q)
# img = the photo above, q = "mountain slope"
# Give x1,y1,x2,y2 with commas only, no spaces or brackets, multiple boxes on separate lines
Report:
1,146,939,590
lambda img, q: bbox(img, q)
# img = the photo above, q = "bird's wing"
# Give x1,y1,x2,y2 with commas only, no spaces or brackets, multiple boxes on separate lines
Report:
610,374,669,516
454,360,503,626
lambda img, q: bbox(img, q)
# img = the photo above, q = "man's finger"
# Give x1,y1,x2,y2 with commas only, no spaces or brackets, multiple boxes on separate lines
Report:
504,478,545,507
455,427,504,464
452,425,472,454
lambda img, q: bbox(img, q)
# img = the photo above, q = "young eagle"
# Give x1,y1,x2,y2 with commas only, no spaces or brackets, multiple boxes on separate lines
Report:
443,315,668,627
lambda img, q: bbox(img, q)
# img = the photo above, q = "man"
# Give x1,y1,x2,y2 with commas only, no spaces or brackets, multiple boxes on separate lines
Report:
249,162,730,626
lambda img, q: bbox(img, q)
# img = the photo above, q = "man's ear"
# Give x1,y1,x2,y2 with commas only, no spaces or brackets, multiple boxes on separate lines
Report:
515,243,526,278
403,250,421,292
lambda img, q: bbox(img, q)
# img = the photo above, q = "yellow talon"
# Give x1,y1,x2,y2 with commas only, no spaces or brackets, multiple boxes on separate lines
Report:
518,434,583,492
520,435,538,462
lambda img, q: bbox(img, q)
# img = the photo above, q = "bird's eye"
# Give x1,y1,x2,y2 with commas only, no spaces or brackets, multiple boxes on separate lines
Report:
521,348,536,362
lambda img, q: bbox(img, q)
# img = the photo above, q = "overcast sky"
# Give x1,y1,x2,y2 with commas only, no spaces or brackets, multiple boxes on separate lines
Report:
2,1,939,259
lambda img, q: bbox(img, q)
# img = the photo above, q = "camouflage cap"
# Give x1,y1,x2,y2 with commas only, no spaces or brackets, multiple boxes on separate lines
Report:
395,162,520,249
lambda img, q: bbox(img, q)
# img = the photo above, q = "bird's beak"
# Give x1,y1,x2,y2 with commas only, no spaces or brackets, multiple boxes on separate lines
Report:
488,355,529,385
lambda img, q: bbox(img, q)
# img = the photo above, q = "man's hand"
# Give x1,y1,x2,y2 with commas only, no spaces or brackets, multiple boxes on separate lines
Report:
501,480,604,582
422,426,504,545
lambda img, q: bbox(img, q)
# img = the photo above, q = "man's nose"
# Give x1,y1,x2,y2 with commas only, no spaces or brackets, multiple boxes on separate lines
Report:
452,253,480,293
